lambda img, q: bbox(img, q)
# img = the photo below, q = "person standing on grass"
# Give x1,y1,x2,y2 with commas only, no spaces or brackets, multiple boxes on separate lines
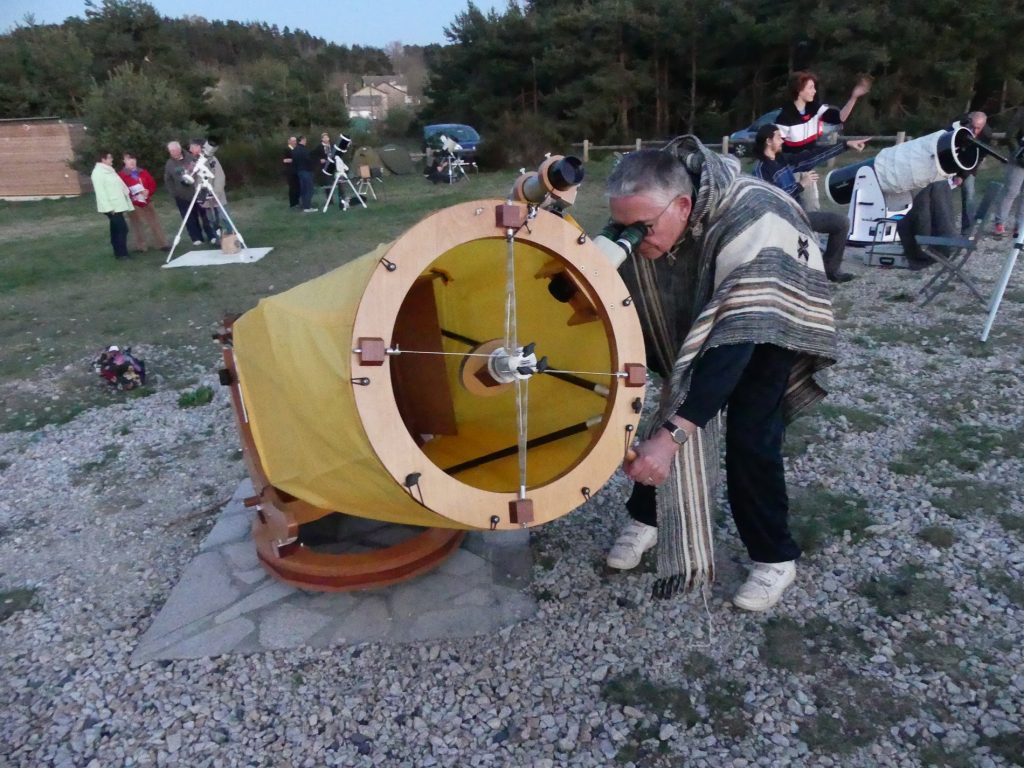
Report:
119,152,169,253
282,135,299,209
293,136,316,212
993,106,1024,239
91,150,134,260
164,140,204,246
187,139,220,245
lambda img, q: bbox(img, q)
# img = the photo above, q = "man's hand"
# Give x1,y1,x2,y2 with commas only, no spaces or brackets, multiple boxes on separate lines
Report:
624,431,678,486
623,418,697,486
847,138,870,152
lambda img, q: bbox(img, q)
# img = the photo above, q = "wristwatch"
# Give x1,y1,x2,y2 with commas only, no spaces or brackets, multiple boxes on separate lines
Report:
661,420,690,446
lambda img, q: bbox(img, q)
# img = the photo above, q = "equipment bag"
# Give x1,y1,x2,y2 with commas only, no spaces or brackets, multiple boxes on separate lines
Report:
94,346,146,390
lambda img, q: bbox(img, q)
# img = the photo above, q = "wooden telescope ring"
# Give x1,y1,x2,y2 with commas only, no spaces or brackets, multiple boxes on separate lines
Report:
219,199,646,591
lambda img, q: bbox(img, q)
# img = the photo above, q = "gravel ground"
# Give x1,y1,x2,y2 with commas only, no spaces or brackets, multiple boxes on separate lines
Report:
2,241,1023,767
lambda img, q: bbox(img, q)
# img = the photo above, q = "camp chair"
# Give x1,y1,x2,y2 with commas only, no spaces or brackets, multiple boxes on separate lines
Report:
355,165,379,201
918,180,1004,306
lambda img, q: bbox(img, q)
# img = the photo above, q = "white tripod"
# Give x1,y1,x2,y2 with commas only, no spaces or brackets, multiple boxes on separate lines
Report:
322,158,368,213
165,161,246,264
981,228,1022,341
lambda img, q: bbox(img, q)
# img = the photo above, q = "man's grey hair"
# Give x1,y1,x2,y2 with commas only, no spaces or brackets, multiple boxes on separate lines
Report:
166,140,181,153
606,149,693,205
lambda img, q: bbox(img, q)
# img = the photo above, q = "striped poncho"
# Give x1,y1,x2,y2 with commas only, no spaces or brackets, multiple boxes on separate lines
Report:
620,136,838,598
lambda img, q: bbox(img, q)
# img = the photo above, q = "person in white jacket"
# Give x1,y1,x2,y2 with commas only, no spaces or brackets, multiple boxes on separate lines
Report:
90,150,135,259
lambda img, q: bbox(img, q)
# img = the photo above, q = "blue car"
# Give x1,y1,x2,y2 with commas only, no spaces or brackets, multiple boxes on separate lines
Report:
424,123,482,158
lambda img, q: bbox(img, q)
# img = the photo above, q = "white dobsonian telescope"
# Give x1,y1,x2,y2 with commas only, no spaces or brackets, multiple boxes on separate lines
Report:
824,126,981,245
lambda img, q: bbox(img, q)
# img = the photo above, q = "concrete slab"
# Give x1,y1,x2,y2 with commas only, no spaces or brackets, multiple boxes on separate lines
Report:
132,481,536,664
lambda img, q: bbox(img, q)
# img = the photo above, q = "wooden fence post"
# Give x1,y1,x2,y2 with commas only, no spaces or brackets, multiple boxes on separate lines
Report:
636,138,642,151
722,136,730,155
896,131,906,145
583,139,589,162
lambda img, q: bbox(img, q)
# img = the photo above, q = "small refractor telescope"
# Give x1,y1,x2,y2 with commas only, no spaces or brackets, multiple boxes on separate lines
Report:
511,154,585,207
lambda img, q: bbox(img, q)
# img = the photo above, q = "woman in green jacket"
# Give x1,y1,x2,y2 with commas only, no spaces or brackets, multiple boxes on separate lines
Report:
90,150,134,259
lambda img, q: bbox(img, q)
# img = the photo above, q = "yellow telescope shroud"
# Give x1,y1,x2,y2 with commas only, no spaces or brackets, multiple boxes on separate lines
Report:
231,200,645,532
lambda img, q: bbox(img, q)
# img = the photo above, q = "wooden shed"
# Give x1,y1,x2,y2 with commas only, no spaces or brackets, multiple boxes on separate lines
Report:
0,118,89,200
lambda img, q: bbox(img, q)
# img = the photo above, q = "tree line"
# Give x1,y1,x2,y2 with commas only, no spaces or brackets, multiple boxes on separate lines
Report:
0,0,415,179
3,0,1024,176
421,0,1024,165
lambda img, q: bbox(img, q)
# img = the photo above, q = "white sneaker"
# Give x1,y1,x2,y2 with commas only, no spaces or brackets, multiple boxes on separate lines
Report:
606,520,658,570
733,561,796,612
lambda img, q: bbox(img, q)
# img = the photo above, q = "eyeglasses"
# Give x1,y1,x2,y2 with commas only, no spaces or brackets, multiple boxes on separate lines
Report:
636,196,681,237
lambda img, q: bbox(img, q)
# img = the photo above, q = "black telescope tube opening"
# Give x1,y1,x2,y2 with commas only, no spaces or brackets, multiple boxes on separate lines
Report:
547,156,585,191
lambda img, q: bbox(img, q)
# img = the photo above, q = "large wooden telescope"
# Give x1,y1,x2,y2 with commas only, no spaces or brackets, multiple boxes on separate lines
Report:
217,178,646,590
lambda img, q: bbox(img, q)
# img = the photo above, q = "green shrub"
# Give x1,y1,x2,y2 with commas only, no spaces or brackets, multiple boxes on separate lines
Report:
178,385,214,408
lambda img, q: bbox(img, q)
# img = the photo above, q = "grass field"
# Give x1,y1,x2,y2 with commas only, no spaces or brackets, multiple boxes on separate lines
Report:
0,159,623,432
0,146,1003,433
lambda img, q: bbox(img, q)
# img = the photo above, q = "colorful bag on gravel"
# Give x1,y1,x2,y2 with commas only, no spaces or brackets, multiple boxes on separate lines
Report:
94,345,146,390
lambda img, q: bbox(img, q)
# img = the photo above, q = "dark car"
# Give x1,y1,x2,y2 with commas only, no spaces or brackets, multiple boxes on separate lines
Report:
423,123,482,159
728,108,842,157
727,109,782,158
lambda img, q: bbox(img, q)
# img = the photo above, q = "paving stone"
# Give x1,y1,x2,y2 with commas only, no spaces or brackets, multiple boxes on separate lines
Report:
142,552,239,638
302,591,362,617
150,618,256,661
234,566,268,586
389,572,476,618
214,581,295,624
436,548,487,578
453,587,496,608
259,605,332,650
222,540,258,570
332,596,393,644
201,511,252,550
406,605,500,640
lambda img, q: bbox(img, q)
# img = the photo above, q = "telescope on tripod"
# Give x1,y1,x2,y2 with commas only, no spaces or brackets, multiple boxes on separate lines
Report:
166,151,247,264
426,135,474,185
322,133,368,212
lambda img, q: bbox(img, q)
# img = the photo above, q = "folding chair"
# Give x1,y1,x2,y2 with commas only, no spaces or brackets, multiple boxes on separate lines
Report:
918,180,1004,306
355,165,378,201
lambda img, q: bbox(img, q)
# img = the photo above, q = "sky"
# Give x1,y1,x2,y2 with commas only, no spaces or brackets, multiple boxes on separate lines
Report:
0,0,504,48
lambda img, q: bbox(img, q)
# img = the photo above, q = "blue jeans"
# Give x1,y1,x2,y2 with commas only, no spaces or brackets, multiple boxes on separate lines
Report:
298,171,314,209
174,196,203,242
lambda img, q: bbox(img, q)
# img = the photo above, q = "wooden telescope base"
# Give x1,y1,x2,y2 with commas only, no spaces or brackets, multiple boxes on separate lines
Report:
217,321,466,592
252,512,466,592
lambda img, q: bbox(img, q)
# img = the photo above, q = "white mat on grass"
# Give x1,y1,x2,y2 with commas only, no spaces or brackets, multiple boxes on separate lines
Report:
163,247,273,269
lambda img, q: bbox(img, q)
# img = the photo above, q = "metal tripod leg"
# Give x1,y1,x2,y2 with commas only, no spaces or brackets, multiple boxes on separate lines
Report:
322,173,343,212
981,233,1022,341
205,188,246,250
343,175,368,208
165,184,204,264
